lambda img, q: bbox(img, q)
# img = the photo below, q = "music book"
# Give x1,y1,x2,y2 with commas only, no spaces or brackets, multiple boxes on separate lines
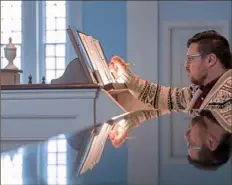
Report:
75,122,113,176
74,112,130,176
67,26,116,86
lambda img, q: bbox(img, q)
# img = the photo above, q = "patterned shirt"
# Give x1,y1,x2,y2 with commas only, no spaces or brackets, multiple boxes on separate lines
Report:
192,76,221,109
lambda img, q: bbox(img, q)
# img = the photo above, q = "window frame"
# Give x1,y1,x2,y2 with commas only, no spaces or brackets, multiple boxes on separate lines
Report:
1,1,23,72
19,1,82,84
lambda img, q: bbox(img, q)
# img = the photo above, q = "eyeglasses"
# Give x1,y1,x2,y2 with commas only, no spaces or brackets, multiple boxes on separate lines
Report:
187,141,202,150
186,53,202,63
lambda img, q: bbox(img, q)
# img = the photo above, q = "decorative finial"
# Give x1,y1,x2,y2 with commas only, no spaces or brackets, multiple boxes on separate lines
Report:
28,74,32,84
6,37,16,49
4,37,18,70
42,76,46,84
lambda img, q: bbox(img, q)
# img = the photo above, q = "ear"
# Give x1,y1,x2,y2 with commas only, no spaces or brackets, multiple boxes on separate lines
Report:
207,54,217,67
206,136,219,151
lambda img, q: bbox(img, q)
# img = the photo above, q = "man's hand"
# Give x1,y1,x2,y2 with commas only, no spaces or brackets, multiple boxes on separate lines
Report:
108,123,128,148
109,56,127,80
108,109,153,148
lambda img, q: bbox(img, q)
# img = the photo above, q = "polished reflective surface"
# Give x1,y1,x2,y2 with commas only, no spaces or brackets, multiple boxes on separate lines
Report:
1,109,231,185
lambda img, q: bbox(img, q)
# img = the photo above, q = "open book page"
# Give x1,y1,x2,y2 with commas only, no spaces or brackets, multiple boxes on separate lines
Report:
78,33,104,85
92,38,116,83
80,135,98,173
94,122,113,165
66,27,97,83
78,32,115,85
77,34,98,72
77,123,113,176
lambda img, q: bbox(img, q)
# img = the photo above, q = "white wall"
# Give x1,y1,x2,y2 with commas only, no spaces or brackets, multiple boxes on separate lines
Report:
126,1,231,185
126,2,159,185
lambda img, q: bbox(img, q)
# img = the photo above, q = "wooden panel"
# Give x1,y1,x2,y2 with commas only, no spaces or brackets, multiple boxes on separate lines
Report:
0,71,21,85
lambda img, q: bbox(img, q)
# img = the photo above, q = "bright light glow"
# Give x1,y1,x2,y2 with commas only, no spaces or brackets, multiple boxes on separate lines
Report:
1,151,23,185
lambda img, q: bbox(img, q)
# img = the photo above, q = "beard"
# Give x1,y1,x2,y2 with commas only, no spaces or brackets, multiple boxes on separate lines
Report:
190,76,203,85
191,116,207,128
189,72,207,86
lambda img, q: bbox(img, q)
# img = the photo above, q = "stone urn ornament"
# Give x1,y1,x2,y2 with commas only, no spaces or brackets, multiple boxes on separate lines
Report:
4,37,19,70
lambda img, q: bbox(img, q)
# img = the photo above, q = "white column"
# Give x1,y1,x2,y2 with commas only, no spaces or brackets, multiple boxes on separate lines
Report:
126,1,159,185
22,1,37,84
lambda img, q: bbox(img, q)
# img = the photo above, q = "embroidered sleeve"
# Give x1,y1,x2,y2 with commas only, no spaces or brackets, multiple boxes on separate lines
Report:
117,109,169,133
118,69,192,111
206,78,232,109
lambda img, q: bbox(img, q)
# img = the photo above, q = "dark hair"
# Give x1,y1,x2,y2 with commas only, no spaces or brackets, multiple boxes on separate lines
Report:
187,30,232,69
187,133,232,171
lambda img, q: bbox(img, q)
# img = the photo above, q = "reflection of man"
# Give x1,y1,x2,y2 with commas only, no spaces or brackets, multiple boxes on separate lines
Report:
108,30,232,148
186,109,231,170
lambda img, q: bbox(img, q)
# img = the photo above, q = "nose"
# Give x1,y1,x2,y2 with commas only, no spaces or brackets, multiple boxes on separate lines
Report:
184,129,190,141
184,61,188,69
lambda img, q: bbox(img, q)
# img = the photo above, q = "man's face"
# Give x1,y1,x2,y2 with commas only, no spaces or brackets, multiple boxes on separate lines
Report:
184,43,208,85
185,115,225,160
184,117,207,159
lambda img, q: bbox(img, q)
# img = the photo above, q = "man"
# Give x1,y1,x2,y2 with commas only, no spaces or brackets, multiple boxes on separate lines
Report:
186,109,231,170
108,30,232,148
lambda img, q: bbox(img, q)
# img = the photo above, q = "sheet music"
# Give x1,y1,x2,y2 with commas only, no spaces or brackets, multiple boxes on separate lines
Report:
66,27,97,84
93,39,116,83
94,122,113,165
78,34,98,70
78,32,116,85
76,112,132,176
77,123,113,176
79,34,105,85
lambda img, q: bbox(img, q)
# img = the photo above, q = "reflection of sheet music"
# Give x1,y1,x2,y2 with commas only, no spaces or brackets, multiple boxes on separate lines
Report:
77,123,113,176
78,32,115,85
